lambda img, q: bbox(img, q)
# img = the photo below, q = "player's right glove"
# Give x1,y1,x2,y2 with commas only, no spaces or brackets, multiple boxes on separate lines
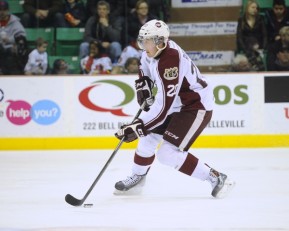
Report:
115,119,147,143
135,76,154,112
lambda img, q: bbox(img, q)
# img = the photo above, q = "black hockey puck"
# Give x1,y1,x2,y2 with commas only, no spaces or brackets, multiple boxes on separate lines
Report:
83,203,93,208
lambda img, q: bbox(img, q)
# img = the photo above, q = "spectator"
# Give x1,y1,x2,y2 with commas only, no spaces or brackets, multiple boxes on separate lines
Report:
14,35,30,70
79,0,122,63
0,0,26,74
24,37,48,75
86,0,125,19
80,40,112,75
231,54,254,72
243,37,266,71
111,44,141,74
116,1,157,70
236,0,267,57
267,26,289,71
124,57,139,74
126,0,158,47
0,35,30,75
21,0,66,28
265,0,289,45
50,59,72,74
63,0,87,28
126,0,170,22
111,56,140,74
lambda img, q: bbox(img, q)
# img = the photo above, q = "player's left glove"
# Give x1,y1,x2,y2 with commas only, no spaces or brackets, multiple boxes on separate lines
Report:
135,76,154,111
115,119,147,143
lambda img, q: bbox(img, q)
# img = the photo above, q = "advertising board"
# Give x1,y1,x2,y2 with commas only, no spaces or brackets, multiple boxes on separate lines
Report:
0,73,288,149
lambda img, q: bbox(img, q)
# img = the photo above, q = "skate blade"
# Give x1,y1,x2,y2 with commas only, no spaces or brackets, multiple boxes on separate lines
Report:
113,185,144,196
215,178,236,199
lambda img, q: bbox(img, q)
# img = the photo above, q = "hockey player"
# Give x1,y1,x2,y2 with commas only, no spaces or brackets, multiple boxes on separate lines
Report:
115,19,235,198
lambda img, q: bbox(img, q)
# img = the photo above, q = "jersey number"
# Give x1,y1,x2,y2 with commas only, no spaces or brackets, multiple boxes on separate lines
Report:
167,84,178,97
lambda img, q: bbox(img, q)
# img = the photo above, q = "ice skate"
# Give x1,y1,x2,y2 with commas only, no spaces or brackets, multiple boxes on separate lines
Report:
114,174,146,195
207,169,235,199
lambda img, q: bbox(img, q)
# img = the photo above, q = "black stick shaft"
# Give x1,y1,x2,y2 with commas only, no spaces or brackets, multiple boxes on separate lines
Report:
65,104,144,206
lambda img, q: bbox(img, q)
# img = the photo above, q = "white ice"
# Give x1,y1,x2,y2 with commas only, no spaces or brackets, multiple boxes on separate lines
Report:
0,148,289,231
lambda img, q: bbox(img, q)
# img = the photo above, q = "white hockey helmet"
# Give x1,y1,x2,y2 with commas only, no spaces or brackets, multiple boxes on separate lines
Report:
137,19,170,52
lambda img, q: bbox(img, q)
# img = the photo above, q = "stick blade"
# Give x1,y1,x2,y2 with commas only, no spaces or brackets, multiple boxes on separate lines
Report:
65,194,83,206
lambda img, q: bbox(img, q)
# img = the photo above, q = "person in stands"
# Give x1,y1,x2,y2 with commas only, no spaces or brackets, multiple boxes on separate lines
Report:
21,0,66,27
24,37,48,75
267,26,289,71
265,0,289,45
0,0,26,74
63,0,87,28
80,40,112,75
236,0,267,69
79,0,122,63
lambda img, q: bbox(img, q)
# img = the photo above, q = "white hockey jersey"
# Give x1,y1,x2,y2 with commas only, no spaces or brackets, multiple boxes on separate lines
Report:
116,45,141,67
138,40,214,131
24,49,48,75
80,56,112,75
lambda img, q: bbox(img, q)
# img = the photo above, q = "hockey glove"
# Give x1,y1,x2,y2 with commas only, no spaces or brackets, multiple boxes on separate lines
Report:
115,119,147,143
135,76,154,111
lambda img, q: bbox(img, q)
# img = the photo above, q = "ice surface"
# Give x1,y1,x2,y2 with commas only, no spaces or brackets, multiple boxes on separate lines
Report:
0,148,289,231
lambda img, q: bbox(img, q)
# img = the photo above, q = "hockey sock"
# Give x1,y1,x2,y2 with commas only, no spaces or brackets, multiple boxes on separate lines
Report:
132,152,155,175
178,153,210,180
178,153,198,176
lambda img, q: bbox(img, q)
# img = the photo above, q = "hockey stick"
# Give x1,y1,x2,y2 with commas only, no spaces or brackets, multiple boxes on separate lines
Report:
65,104,145,207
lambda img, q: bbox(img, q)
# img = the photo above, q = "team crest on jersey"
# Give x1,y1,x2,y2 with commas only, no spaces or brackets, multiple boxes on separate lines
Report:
164,67,178,80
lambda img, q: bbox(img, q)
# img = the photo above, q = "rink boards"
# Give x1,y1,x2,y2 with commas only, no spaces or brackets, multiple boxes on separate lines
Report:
0,73,288,150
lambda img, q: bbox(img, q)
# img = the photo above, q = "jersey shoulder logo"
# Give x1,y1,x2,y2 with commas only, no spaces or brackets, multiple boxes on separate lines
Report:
163,67,178,80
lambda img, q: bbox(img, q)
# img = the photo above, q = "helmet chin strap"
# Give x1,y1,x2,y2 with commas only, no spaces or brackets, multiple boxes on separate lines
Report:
153,42,167,58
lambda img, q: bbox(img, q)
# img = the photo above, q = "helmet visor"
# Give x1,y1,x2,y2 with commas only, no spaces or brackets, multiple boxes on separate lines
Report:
137,35,160,50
